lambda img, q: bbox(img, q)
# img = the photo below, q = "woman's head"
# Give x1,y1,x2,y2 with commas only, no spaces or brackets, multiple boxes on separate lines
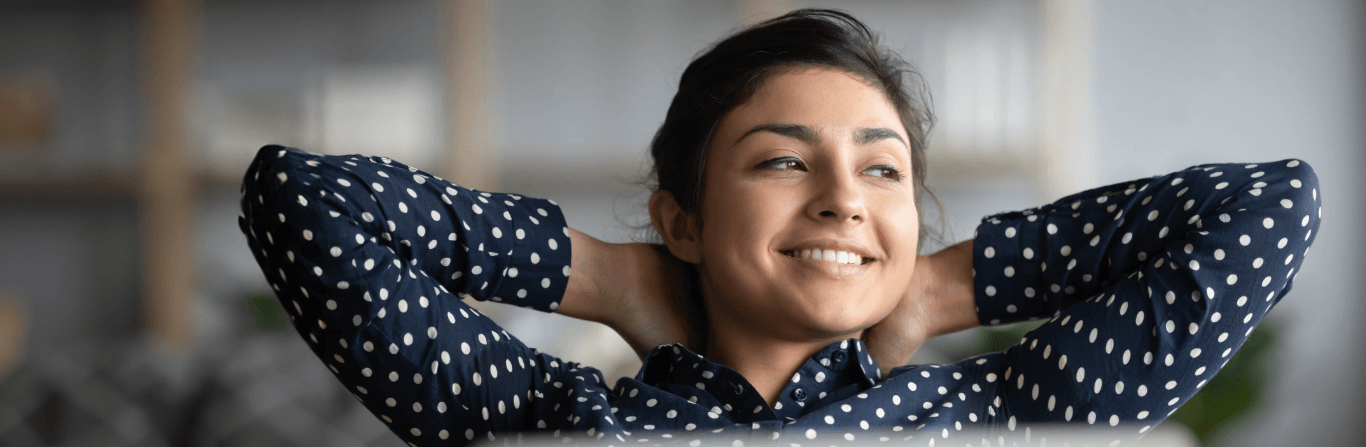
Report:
648,9,934,237
647,9,936,342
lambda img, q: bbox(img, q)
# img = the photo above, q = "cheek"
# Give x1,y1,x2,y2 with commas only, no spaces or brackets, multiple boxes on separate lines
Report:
700,183,796,247
876,195,920,250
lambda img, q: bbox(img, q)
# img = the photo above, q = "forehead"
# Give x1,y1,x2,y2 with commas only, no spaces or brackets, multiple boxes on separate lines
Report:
721,68,906,136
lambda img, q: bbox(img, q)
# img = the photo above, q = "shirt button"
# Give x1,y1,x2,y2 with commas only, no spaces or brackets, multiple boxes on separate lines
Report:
791,388,807,402
831,351,847,364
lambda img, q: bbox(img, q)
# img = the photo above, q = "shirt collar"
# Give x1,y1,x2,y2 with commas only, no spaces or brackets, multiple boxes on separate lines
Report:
636,338,883,422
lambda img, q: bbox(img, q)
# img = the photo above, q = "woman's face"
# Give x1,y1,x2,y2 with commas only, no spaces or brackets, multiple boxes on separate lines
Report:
694,67,920,341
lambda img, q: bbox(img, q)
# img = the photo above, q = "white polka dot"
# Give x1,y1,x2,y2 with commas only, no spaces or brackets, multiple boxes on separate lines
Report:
1263,217,1274,229
1240,234,1251,246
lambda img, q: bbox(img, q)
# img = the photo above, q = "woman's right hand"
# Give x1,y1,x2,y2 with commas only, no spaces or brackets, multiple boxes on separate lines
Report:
558,230,705,359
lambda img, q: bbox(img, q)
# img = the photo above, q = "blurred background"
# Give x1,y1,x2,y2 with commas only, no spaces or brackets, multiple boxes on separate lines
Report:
0,0,1361,445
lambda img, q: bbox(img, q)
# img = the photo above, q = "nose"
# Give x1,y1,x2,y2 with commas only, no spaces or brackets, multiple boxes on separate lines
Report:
805,168,867,224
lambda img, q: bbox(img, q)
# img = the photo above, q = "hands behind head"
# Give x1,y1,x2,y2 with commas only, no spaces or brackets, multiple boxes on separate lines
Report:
561,230,977,369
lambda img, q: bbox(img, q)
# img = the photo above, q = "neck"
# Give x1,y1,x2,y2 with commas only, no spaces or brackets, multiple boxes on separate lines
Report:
703,319,859,407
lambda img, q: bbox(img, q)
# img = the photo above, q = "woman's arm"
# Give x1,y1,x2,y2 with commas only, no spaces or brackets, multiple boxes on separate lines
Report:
973,160,1320,430
239,146,614,444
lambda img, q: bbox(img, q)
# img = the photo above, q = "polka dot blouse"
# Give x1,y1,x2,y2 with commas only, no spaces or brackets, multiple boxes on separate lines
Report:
239,146,1320,445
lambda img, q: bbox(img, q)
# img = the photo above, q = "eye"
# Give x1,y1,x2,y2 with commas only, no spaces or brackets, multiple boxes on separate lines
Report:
758,156,806,171
863,165,902,181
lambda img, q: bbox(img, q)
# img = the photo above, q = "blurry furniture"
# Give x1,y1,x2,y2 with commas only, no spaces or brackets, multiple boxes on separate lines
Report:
0,290,27,380
0,333,396,447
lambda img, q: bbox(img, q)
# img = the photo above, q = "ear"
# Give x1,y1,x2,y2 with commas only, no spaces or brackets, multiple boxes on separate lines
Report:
648,190,702,264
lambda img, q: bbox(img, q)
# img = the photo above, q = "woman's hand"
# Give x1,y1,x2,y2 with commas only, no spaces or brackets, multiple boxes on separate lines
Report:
558,230,704,359
863,240,979,376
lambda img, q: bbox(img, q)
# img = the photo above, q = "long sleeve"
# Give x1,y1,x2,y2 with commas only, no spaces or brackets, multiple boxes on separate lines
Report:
238,146,612,445
969,160,1320,430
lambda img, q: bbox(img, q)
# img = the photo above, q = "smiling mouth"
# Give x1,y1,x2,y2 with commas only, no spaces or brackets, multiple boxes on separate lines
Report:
780,248,872,265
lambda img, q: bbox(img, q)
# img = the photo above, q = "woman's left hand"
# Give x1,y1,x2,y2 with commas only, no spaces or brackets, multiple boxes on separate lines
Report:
863,240,979,376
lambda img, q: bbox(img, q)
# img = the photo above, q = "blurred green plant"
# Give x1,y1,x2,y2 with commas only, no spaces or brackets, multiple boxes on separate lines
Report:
1168,323,1274,444
958,319,1276,445
242,294,287,331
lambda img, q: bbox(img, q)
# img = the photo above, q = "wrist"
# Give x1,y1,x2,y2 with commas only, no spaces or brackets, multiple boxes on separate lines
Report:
559,229,623,325
922,240,979,337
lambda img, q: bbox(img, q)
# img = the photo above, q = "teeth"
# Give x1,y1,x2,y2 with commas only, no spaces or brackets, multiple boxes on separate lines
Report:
791,248,864,265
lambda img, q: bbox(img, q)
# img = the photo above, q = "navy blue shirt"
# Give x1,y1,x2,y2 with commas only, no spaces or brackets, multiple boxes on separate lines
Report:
240,146,1320,445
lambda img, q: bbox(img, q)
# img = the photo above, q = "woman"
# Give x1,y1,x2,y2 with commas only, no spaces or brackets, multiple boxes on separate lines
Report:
238,9,1319,445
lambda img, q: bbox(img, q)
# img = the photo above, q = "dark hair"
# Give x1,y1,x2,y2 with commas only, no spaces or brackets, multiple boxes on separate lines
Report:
648,8,939,245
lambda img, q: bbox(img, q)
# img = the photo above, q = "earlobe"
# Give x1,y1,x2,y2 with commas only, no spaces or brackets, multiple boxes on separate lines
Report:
648,191,702,264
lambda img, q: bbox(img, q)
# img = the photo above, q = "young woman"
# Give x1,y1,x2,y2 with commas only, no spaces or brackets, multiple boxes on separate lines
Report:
238,9,1320,446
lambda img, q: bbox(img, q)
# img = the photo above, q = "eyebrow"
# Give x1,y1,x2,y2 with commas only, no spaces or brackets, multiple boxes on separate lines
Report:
854,127,907,147
735,123,907,148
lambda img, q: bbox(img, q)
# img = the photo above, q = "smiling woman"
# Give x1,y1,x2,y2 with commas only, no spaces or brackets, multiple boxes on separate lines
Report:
647,68,935,405
238,8,1321,446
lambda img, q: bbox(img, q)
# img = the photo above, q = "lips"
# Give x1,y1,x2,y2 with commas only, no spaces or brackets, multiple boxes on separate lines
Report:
780,248,872,265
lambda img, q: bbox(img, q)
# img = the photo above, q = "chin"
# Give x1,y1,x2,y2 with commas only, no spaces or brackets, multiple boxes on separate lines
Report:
786,298,886,340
